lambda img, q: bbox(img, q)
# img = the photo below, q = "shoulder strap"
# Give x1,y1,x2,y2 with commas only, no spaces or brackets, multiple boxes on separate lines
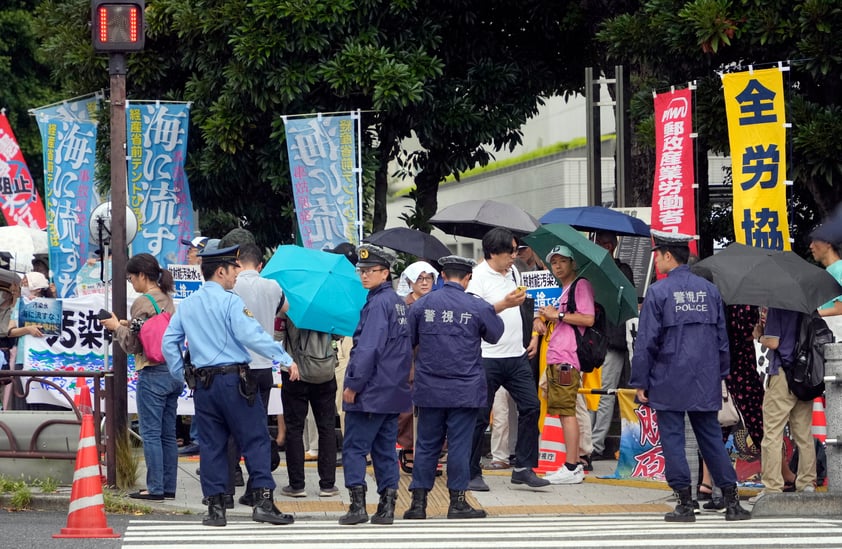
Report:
565,278,581,314
143,294,162,315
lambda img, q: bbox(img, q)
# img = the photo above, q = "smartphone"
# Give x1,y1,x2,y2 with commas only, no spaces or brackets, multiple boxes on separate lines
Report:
96,309,112,321
557,364,573,386
516,285,527,293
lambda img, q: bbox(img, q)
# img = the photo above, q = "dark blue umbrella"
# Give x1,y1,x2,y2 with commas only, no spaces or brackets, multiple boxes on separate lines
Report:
540,206,650,237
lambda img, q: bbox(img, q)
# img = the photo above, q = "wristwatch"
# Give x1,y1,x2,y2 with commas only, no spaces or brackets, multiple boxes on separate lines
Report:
559,312,565,322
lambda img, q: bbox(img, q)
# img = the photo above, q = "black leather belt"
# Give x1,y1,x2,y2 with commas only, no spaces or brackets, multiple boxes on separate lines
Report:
201,364,246,375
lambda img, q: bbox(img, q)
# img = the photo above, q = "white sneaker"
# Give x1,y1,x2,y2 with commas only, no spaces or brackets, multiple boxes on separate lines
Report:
747,491,766,504
545,465,584,485
802,485,816,493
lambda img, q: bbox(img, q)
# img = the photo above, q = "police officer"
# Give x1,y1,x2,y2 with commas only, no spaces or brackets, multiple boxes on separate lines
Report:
339,244,412,526
403,256,504,520
630,230,750,522
162,245,298,527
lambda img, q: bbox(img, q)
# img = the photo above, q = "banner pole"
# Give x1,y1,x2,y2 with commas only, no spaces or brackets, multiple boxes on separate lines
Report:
355,108,363,244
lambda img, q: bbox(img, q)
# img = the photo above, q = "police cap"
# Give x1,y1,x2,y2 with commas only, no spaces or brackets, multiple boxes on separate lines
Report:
326,242,359,266
356,244,396,269
650,229,694,252
198,244,240,266
437,255,476,273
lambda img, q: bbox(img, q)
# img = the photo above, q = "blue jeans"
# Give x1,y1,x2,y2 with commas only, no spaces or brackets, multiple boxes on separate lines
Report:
137,364,184,494
656,410,737,491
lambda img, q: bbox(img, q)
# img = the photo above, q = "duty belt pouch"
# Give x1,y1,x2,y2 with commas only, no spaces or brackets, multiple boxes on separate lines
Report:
239,365,258,406
183,351,197,390
554,363,574,386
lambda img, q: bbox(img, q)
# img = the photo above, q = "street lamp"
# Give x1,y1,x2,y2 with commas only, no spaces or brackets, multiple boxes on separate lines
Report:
91,0,145,486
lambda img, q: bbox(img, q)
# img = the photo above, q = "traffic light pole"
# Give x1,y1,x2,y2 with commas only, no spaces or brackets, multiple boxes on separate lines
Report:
105,52,129,486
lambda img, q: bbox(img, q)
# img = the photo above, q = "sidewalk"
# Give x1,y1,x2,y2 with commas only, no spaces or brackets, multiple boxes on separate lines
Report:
140,455,675,519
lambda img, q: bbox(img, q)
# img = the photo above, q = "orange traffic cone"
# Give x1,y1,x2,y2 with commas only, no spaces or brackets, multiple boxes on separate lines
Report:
53,414,119,539
812,397,827,443
533,414,566,474
77,380,93,415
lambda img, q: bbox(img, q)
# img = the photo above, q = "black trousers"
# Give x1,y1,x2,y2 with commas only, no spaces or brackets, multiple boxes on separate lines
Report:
280,371,337,490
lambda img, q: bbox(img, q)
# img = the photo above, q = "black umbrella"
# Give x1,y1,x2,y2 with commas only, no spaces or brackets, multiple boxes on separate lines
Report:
363,227,451,260
429,199,540,239
691,243,842,313
811,203,842,245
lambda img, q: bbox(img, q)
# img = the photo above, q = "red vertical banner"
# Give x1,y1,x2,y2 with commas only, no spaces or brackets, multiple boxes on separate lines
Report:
0,112,47,229
651,89,697,255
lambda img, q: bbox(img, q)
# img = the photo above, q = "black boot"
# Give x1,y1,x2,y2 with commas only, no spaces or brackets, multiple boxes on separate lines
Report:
664,486,695,522
252,488,295,525
722,485,751,521
403,489,428,520
371,488,398,525
447,489,487,519
339,485,368,525
238,491,255,507
202,494,227,527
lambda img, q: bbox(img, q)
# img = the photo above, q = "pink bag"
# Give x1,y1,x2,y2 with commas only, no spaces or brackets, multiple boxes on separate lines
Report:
138,294,171,364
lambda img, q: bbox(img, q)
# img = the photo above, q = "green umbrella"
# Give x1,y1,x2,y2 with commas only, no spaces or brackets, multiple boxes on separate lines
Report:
523,223,639,324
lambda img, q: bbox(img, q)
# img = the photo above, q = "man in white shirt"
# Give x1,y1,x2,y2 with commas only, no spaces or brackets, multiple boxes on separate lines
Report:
467,227,549,490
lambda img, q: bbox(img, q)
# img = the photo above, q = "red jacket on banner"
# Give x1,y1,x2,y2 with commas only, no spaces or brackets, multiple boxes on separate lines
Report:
0,113,47,229
651,90,697,257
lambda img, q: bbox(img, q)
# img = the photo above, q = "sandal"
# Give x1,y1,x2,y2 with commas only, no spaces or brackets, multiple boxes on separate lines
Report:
698,482,713,501
482,460,511,471
399,449,414,474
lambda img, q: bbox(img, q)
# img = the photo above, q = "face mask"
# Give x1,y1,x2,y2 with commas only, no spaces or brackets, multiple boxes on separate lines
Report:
20,287,31,298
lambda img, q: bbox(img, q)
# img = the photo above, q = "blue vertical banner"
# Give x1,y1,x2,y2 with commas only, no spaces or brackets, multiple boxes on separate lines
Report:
32,97,100,298
283,114,359,250
126,102,195,267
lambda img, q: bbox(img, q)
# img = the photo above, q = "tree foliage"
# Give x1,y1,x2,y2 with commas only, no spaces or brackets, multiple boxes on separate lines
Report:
32,0,610,246
597,0,842,254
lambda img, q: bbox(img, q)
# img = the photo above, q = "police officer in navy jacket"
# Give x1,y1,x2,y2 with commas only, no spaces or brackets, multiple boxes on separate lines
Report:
339,244,412,526
403,255,504,520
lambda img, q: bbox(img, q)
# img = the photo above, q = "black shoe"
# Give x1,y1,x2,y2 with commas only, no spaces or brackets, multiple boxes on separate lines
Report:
223,494,234,509
511,469,550,488
234,468,245,487
403,489,428,520
129,490,164,501
591,450,615,461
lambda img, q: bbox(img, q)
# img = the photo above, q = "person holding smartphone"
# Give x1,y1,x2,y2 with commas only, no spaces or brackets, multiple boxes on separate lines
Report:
536,244,594,485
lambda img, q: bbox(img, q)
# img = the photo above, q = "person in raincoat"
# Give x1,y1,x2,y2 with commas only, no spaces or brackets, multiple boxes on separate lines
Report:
403,255,504,520
339,244,412,526
630,229,750,523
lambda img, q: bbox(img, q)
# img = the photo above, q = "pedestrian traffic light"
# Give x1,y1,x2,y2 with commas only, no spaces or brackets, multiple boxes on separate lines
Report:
91,0,145,52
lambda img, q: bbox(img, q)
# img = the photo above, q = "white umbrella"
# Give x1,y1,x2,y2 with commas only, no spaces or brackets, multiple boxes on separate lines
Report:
0,226,49,273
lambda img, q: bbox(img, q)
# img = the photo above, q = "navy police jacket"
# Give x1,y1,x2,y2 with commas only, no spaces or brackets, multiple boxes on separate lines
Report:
408,282,504,408
630,265,730,411
343,281,412,413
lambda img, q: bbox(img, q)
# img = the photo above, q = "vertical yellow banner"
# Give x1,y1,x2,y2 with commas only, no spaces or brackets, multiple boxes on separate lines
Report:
722,67,791,250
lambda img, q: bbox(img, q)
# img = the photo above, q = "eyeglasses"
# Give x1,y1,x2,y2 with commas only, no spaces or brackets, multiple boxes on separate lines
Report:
356,267,387,276
126,273,135,281
416,275,434,283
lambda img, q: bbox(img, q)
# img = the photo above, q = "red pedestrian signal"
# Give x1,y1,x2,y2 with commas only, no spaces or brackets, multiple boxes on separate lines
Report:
91,0,145,52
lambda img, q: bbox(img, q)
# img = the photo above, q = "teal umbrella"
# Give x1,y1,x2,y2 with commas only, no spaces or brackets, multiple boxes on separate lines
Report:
261,245,367,336
523,223,639,324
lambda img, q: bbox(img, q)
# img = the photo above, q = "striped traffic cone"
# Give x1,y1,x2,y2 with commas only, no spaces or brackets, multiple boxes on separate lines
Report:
534,414,566,474
53,414,119,539
812,397,826,443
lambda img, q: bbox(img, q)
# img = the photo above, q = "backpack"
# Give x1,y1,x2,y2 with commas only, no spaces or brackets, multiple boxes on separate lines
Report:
284,320,338,384
565,277,608,373
783,311,833,401
138,294,171,364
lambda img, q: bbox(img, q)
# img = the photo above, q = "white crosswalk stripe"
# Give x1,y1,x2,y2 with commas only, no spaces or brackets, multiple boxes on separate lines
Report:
122,515,842,548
